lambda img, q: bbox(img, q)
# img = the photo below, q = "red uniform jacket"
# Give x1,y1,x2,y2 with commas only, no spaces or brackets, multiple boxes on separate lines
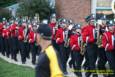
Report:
102,31,114,51
114,26,115,36
10,23,17,37
49,22,56,40
81,25,96,44
2,28,10,39
55,28,64,44
70,34,81,51
81,26,87,43
0,23,3,35
28,30,35,44
49,22,56,29
18,26,24,41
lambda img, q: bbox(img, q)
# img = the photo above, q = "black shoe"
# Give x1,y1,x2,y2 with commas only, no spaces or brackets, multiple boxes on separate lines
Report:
69,62,72,68
14,58,18,62
6,55,10,58
32,61,36,65
83,65,88,70
75,72,82,77
27,56,30,59
85,72,91,77
11,57,13,59
22,62,25,64
93,74,98,77
2,53,5,56
103,75,108,77
64,72,68,76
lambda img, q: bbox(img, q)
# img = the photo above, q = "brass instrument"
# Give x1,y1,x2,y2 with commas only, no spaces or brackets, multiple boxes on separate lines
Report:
64,38,70,48
24,25,28,42
96,23,102,48
97,35,102,48
80,39,86,55
64,30,69,48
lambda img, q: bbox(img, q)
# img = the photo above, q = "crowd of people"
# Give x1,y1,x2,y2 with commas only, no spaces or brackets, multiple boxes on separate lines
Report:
0,13,115,77
0,15,41,65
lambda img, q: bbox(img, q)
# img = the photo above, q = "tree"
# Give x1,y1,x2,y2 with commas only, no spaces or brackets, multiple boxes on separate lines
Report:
0,8,11,21
0,0,17,7
17,0,52,20
0,0,17,20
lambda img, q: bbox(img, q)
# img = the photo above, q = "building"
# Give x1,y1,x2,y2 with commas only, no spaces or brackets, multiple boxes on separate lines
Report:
56,0,113,24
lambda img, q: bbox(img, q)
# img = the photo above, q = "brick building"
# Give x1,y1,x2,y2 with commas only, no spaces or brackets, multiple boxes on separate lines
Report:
55,0,113,24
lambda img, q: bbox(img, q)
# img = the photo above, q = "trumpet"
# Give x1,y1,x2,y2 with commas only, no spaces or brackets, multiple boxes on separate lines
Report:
64,38,70,48
64,30,70,48
80,41,86,55
96,23,103,48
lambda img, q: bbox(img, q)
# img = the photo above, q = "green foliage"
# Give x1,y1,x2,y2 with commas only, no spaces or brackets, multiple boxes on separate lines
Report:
0,58,35,77
0,0,17,21
0,0,17,7
0,8,11,21
17,0,52,20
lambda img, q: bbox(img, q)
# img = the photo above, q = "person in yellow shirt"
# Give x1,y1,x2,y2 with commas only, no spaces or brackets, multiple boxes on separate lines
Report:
35,23,64,77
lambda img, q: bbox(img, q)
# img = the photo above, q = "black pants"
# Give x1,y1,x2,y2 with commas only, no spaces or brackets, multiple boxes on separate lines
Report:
72,51,83,76
97,47,107,70
65,47,71,64
52,40,59,52
19,41,26,63
59,44,67,73
15,37,19,53
106,51,115,77
24,42,30,58
83,49,89,70
8,37,13,57
85,43,98,77
0,36,5,55
4,38,10,57
30,43,38,64
11,37,18,60
0,36,3,53
69,51,75,68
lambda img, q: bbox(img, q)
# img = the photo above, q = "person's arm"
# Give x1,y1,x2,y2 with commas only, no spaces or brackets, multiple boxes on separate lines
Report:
81,27,88,43
46,46,64,77
70,36,79,51
55,29,63,44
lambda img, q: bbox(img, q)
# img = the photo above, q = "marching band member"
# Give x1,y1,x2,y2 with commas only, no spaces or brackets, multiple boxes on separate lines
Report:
9,19,18,61
18,20,26,64
82,14,98,77
70,24,83,77
96,15,107,74
81,17,89,70
102,21,115,77
49,15,57,50
0,22,4,55
55,19,68,74
28,23,37,65
2,23,10,58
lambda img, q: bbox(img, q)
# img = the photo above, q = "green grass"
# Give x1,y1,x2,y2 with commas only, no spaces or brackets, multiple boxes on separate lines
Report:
0,58,35,77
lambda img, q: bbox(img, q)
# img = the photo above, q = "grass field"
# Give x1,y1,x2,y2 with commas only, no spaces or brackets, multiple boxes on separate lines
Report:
0,58,35,77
